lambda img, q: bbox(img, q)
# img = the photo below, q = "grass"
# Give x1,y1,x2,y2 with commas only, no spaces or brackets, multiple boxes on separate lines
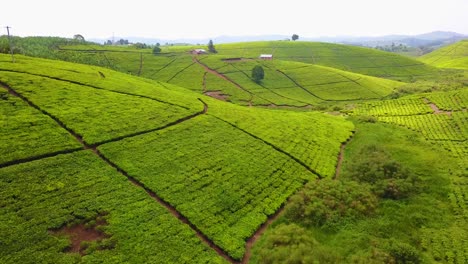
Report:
251,120,459,263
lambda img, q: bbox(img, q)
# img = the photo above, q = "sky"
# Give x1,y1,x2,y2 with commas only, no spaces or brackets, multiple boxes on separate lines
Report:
2,0,468,40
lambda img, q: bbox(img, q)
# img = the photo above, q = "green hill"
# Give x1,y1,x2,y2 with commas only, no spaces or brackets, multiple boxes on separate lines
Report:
214,41,438,80
1,38,466,263
0,53,353,261
419,40,468,69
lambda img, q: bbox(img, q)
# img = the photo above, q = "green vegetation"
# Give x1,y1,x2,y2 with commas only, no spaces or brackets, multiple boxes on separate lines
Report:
0,151,226,263
0,89,80,165
251,65,265,83
209,101,354,178
251,121,460,263
420,40,468,69
99,115,318,259
0,71,198,145
1,36,467,263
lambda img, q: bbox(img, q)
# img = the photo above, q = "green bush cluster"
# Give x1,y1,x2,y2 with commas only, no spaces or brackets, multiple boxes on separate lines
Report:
285,179,378,228
346,145,419,199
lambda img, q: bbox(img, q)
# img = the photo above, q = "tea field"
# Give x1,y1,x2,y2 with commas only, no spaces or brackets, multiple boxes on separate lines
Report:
0,38,467,263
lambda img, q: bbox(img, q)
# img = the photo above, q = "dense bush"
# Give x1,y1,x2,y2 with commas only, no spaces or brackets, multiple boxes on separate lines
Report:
347,145,419,199
256,224,340,264
285,179,377,228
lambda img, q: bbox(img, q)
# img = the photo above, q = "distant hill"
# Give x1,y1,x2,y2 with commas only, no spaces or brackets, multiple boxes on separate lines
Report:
419,39,468,69
89,31,467,47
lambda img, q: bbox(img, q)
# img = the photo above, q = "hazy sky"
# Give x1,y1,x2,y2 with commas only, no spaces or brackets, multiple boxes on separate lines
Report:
2,0,468,40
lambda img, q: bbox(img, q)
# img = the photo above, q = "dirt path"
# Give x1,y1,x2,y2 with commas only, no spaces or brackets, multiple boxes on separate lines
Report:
137,53,143,76
193,57,254,106
334,133,355,180
202,72,207,92
242,206,286,264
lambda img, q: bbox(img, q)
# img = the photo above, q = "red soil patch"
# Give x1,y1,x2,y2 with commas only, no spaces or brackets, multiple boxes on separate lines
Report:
423,98,452,116
204,90,229,101
50,217,110,255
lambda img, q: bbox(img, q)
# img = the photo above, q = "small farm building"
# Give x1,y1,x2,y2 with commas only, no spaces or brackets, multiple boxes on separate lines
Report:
191,49,207,54
259,54,273,60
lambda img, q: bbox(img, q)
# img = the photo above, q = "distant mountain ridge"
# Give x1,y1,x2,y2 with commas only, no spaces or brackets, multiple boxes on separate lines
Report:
88,31,467,47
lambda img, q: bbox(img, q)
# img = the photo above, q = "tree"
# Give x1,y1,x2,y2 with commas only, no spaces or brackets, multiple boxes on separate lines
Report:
152,46,161,54
292,34,299,41
73,34,85,42
208,39,217,53
251,65,265,83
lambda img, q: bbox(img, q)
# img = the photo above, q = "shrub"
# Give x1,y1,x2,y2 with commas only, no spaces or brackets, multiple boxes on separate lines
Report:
347,145,419,199
285,179,377,228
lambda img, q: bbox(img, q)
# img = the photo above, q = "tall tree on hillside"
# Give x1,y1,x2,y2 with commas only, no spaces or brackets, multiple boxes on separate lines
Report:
73,34,85,42
252,65,265,83
208,39,217,53
292,34,299,41
152,46,161,54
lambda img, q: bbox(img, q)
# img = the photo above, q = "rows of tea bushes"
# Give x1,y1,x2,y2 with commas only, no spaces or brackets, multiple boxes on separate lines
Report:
0,151,226,263
378,114,466,141
98,115,317,260
214,41,438,81
0,54,202,110
0,89,80,165
420,40,468,69
425,89,468,111
0,71,199,145
352,97,433,116
208,101,355,177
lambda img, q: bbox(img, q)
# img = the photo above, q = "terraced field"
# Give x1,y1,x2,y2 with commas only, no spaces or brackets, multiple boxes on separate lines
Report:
0,53,354,262
1,38,467,263
351,89,468,159
420,40,468,69
11,39,442,107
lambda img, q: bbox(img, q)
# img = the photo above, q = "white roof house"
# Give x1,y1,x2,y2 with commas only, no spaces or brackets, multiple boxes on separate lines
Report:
191,49,207,54
259,54,273,60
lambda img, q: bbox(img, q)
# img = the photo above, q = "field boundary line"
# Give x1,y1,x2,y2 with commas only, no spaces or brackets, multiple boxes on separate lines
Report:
0,148,83,169
149,57,178,78
94,148,237,264
90,99,207,147
231,63,311,106
275,69,326,100
166,61,196,83
0,69,190,110
0,85,235,262
193,57,256,105
209,114,322,178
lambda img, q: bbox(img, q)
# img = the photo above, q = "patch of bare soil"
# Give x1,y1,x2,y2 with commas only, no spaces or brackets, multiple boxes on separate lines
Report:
221,58,253,62
49,216,110,255
423,98,452,116
204,90,229,101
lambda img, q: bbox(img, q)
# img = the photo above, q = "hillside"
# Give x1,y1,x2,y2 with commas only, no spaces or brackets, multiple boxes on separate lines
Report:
1,38,467,263
0,53,354,261
212,41,438,80
54,42,407,106
420,40,468,69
